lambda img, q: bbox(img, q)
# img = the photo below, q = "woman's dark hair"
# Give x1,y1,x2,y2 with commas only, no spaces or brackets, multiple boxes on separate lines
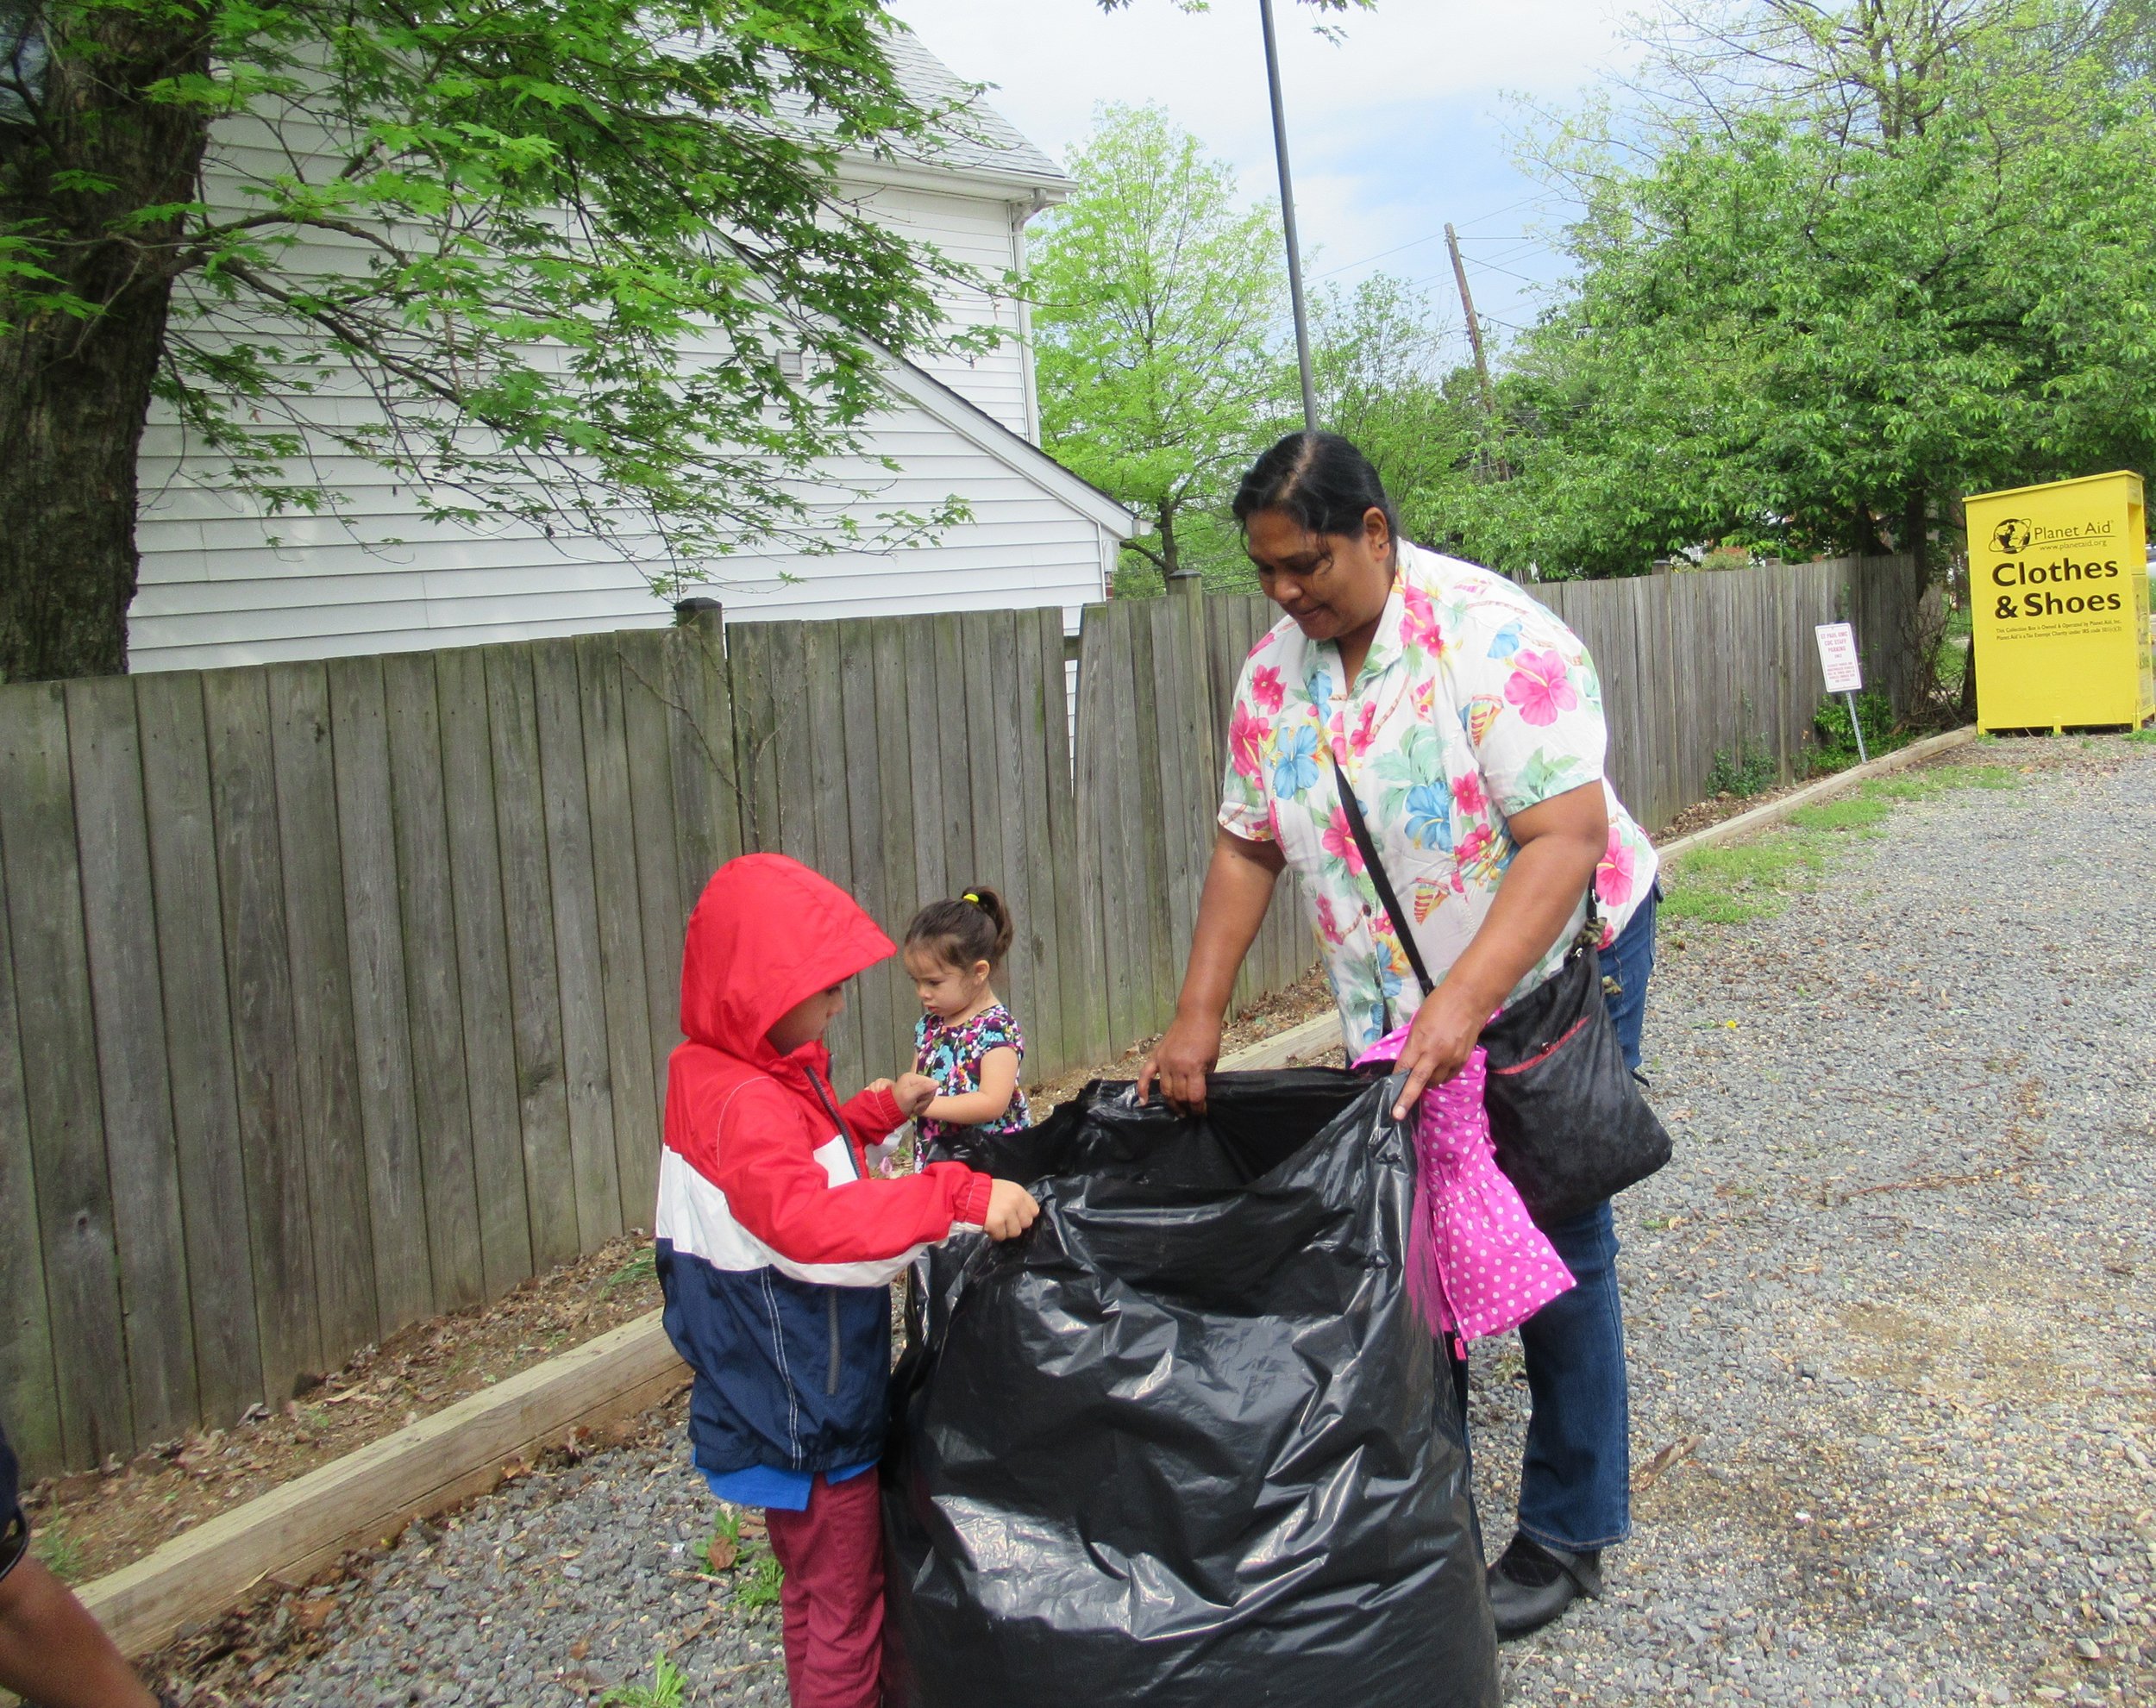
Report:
1232,430,1398,546
905,885,1013,972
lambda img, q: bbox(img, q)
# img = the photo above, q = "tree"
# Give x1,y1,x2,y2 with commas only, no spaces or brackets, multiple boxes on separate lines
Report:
1456,0,2156,580
1307,272,1482,551
1031,103,1288,592
0,0,985,680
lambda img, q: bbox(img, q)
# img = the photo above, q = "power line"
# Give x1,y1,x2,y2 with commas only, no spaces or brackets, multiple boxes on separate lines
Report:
1307,192,1551,281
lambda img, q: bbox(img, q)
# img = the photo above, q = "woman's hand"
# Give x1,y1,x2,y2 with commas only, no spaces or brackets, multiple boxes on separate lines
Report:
982,1179,1040,1241
1388,985,1483,1119
1138,829,1283,1115
1138,1010,1222,1113
892,1073,938,1118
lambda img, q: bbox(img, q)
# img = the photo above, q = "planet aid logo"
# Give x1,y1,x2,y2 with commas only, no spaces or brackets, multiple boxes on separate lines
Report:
1990,513,2122,623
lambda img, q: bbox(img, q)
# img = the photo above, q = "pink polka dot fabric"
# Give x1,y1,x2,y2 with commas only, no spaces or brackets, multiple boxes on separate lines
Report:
1355,1026,1576,1348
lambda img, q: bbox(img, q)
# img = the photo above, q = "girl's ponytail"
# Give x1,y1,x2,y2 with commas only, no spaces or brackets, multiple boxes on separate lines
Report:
905,884,1013,971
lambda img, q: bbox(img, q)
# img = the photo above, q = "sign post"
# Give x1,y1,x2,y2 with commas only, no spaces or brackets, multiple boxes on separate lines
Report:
1814,622,1868,763
1964,471,2152,732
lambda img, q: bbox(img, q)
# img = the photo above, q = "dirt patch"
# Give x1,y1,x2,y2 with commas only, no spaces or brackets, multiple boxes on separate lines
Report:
22,1233,661,1589
1654,775,1827,842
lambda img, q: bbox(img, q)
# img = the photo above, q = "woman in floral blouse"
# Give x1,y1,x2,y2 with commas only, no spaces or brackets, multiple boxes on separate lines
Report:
1138,432,1661,1644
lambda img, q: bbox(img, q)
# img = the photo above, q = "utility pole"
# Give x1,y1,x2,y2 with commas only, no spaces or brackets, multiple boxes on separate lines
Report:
1445,222,1495,415
1260,0,1318,434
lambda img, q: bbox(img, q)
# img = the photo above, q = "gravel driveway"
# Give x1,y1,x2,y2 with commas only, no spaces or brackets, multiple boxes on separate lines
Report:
1476,735,2156,1707
245,735,2155,1708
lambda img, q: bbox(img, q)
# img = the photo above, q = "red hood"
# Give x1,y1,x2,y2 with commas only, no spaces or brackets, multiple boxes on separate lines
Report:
680,854,895,1069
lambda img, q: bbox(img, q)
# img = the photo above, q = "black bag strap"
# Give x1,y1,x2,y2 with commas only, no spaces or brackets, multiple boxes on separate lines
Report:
1333,761,1437,998
1331,750,1603,997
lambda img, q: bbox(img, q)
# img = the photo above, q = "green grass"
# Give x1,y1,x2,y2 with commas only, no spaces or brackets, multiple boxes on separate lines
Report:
738,1552,785,1612
31,1522,84,1584
600,1654,686,1708
601,1247,658,1295
1661,764,2018,924
2127,726,2156,745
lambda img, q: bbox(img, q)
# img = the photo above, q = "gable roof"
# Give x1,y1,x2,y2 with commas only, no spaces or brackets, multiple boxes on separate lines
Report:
874,26,1063,185
880,354,1136,540
772,22,1067,194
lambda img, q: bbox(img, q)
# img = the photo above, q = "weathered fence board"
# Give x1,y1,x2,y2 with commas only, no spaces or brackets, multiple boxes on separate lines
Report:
483,646,582,1275
268,662,379,1359
66,676,198,1445
0,767,62,1474
134,670,261,1431
0,554,1924,1473
573,636,661,1235
433,647,536,1301
328,654,436,1338
201,666,322,1402
0,683,133,1467
381,650,487,1317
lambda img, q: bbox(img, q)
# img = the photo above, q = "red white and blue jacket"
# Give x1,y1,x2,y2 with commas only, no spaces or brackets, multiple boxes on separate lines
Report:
655,854,994,1480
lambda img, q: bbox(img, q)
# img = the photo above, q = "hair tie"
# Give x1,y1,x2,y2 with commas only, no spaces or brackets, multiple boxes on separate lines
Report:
962,892,981,905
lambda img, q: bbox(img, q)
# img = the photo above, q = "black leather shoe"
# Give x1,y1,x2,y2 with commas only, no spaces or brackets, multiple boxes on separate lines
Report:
1485,1532,1602,1641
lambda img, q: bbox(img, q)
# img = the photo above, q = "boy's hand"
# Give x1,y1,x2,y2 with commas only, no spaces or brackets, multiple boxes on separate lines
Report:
864,1076,893,1096
982,1179,1039,1242
892,1073,938,1118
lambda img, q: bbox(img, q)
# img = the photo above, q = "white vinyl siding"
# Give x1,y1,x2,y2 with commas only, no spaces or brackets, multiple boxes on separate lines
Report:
854,183,1032,439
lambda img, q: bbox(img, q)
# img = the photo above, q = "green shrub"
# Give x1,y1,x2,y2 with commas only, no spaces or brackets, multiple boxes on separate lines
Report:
1705,734,1778,798
1810,689,1910,771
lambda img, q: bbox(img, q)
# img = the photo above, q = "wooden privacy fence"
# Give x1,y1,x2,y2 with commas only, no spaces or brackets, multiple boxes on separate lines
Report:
0,554,1922,1476
1538,551,1925,833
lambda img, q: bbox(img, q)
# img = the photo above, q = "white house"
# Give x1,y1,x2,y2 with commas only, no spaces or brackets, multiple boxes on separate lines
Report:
126,28,1133,674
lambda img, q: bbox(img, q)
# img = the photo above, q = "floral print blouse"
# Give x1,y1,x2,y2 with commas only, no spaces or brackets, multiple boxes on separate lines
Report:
912,1003,1030,1150
1219,541,1659,1058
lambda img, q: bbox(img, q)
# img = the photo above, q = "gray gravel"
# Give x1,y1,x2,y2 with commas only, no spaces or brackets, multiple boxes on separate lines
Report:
235,735,2155,1707
1476,734,2156,1705
248,1421,793,1705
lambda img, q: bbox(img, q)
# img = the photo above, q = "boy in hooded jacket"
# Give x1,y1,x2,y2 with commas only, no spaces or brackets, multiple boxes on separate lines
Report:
656,854,1037,1708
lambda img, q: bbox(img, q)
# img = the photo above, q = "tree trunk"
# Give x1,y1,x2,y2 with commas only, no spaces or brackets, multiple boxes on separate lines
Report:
1902,487,1927,581
0,7,212,681
1159,502,1200,599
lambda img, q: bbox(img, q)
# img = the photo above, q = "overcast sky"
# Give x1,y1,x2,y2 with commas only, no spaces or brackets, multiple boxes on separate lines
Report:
887,0,1639,355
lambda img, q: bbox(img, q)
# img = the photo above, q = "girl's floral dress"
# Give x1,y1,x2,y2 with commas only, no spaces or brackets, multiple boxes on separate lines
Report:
912,1003,1030,1154
1219,541,1660,1059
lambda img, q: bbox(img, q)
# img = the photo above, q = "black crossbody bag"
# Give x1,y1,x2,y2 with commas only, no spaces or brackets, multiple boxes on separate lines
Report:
1334,770,1670,1229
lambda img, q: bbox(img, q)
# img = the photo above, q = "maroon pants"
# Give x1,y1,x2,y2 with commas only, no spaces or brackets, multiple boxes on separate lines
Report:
763,1471,885,1708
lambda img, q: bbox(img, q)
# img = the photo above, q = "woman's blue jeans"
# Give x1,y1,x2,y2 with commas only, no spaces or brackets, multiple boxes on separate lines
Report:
1501,889,1656,1556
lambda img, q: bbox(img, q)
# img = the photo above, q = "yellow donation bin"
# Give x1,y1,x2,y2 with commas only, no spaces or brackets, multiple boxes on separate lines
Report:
1965,471,2153,731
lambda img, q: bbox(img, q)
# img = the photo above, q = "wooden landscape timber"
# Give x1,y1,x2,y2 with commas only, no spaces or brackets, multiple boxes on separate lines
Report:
75,1313,687,1664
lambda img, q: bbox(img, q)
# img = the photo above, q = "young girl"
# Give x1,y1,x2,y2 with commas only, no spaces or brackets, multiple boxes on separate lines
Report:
901,886,1031,1155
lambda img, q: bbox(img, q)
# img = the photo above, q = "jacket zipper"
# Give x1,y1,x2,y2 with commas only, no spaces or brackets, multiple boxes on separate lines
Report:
825,1291,842,1396
804,1065,853,1397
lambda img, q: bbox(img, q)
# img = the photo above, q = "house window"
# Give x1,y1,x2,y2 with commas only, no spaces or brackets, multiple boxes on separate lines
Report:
776,349,805,381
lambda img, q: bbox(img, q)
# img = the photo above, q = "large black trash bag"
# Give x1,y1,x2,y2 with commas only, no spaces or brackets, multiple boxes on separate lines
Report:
883,1069,1499,1708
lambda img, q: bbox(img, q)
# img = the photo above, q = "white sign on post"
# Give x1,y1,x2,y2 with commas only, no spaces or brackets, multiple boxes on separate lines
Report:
1813,622,1869,762
1814,623,1864,693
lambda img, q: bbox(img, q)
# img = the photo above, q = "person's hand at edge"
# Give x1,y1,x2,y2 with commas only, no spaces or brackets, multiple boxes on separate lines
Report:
982,1179,1039,1241
1388,983,1482,1120
891,1073,938,1118
1137,1010,1221,1113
